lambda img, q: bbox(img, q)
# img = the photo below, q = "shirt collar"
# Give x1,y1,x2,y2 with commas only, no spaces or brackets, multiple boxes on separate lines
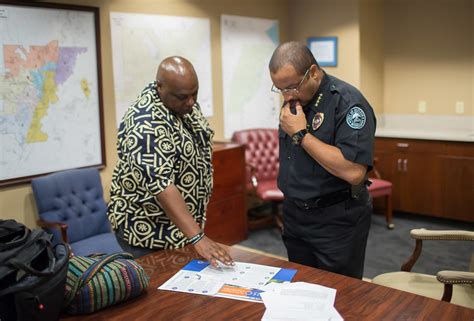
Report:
316,70,330,95
149,81,214,147
304,70,329,110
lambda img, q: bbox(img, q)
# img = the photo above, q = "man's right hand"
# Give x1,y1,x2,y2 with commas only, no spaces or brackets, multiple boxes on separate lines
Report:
193,236,234,268
280,101,306,136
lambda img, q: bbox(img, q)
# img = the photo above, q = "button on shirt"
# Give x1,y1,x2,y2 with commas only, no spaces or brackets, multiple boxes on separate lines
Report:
278,72,376,201
107,81,214,250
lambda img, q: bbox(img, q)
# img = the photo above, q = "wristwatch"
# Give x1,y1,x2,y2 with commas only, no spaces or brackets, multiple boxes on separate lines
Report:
292,128,309,145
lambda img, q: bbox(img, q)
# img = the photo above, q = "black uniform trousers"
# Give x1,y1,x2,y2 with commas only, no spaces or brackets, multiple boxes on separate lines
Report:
282,189,372,279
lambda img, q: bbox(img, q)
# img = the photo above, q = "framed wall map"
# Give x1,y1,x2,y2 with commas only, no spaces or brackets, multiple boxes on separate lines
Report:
0,1,105,186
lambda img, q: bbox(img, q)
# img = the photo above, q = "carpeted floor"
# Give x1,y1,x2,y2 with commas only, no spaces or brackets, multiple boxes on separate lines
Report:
238,211,474,279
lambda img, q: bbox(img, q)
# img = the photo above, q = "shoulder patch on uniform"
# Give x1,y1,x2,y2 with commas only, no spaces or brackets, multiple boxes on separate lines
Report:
346,106,366,129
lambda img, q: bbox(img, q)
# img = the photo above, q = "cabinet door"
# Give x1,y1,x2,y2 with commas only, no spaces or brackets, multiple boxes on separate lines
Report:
374,138,398,183
211,145,246,200
205,143,247,244
373,150,400,207
439,155,474,222
397,153,443,216
205,194,247,244
375,138,443,217
374,138,402,209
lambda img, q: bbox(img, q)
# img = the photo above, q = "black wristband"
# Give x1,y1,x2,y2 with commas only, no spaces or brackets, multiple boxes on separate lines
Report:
188,232,205,245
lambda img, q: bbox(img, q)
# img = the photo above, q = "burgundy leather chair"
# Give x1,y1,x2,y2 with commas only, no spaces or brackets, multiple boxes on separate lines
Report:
368,160,394,229
231,128,284,230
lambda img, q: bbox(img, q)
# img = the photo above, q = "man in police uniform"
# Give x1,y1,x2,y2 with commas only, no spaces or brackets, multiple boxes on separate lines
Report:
269,41,376,279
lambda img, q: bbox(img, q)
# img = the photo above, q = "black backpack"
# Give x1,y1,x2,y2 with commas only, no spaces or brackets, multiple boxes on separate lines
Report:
0,219,69,321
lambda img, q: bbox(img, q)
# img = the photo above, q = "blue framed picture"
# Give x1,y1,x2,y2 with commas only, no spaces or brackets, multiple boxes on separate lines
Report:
307,37,338,67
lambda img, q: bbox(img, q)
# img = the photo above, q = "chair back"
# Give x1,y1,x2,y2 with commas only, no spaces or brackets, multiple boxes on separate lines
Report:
32,168,111,244
231,128,280,187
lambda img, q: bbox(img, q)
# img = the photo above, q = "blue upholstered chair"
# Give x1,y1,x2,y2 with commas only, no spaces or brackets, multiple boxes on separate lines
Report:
31,168,123,256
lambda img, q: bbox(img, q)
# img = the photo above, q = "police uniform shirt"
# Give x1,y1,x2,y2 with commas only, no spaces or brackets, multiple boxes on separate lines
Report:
107,81,214,250
278,71,377,201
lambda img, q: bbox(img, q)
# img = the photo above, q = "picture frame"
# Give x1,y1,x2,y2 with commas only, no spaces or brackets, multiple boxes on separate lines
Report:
307,37,338,67
0,1,105,187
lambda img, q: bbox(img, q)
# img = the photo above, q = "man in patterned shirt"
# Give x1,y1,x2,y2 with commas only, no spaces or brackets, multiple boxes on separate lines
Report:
107,56,233,268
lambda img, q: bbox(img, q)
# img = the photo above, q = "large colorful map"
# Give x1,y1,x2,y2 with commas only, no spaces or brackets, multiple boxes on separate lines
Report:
0,4,102,183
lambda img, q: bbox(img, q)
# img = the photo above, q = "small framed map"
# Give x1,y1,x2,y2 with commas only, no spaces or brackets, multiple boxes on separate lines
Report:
0,1,105,186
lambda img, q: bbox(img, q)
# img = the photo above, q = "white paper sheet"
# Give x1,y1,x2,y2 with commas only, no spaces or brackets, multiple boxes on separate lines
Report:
199,262,280,290
260,282,343,321
158,271,224,296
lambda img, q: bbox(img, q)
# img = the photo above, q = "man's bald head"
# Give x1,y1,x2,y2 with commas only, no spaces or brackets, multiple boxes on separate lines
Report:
156,56,199,117
156,56,198,85
269,41,318,76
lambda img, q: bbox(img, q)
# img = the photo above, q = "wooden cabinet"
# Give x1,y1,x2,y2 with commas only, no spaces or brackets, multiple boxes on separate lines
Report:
439,143,474,221
375,138,473,222
205,143,247,244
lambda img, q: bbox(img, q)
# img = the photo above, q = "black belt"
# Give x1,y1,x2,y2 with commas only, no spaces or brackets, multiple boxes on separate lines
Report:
288,189,353,210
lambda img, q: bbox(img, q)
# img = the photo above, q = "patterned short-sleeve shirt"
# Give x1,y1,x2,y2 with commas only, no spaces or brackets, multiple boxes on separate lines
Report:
107,81,214,250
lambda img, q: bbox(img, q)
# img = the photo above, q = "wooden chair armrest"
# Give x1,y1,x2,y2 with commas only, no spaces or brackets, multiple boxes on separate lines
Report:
436,271,474,302
410,228,474,241
36,219,69,244
401,229,474,272
437,271,474,285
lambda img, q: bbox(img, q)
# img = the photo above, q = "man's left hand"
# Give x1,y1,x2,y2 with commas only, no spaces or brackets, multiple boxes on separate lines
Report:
193,236,234,268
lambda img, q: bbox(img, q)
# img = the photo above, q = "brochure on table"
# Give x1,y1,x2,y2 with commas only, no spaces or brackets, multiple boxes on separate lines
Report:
158,259,297,302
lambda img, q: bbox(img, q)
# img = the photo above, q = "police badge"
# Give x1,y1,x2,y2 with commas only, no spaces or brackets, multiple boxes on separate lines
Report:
312,112,324,130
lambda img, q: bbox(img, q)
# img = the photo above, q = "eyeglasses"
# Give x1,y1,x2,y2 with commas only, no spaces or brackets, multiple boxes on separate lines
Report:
271,68,311,94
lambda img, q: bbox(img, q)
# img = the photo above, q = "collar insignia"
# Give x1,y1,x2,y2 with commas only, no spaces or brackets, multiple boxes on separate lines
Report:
315,93,323,107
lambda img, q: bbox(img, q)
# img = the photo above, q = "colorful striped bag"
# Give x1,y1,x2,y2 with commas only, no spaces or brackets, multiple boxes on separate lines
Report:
63,253,150,314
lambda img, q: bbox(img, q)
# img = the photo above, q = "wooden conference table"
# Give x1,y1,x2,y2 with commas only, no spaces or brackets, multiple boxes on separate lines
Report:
62,245,474,321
